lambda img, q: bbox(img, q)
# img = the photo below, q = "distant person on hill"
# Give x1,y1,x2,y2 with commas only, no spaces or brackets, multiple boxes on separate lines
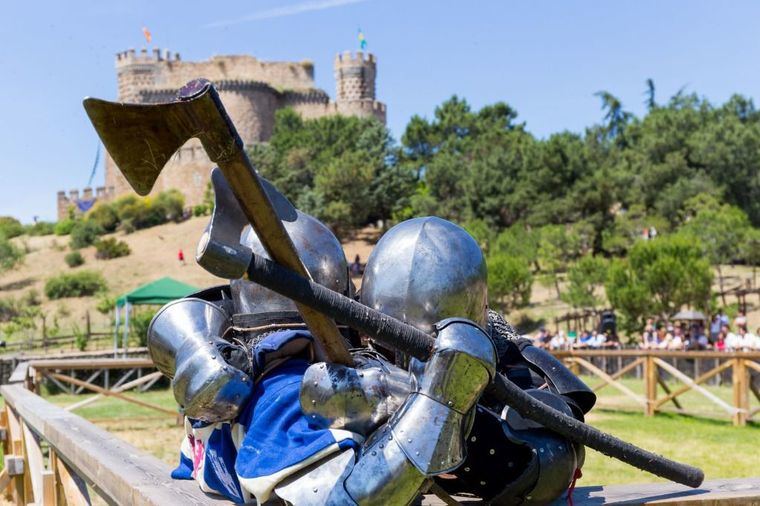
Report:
350,254,362,277
178,248,186,266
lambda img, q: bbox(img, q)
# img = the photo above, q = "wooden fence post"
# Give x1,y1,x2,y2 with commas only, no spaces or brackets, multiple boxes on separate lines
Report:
733,358,748,427
645,354,657,416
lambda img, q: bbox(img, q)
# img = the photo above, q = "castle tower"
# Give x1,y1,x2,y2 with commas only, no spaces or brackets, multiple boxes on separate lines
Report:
333,51,385,123
334,51,376,101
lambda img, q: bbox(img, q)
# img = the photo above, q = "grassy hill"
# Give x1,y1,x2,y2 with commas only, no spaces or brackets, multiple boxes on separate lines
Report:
1,216,758,349
0,216,378,345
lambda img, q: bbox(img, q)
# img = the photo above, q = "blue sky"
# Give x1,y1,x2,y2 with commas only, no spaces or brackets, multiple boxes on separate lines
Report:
2,1,760,222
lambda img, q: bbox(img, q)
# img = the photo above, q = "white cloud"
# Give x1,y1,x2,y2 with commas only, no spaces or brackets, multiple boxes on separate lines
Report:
206,0,367,28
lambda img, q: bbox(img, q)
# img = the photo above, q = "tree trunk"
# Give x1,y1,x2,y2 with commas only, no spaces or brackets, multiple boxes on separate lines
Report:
554,275,562,299
717,265,726,307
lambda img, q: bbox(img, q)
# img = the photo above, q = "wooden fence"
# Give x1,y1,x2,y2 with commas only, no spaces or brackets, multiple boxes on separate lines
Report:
0,348,149,386
553,350,760,426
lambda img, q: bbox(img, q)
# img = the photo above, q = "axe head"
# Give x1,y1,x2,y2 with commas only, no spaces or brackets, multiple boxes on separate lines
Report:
196,168,298,279
83,79,219,196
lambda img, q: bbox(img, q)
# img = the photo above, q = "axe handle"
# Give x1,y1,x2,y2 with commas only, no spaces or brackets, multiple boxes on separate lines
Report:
186,84,353,366
244,252,704,489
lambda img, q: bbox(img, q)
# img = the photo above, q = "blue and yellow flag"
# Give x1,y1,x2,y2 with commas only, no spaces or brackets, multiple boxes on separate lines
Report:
358,29,367,50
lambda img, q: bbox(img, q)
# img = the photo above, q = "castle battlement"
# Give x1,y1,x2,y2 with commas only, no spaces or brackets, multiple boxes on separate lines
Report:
56,186,115,220
334,51,376,65
57,48,386,221
116,48,181,66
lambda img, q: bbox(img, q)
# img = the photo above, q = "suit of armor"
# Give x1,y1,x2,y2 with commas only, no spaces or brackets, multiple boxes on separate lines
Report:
152,205,594,504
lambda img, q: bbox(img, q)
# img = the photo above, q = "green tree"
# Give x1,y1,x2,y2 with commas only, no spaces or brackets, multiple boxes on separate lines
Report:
562,255,608,310
0,235,23,272
487,253,533,312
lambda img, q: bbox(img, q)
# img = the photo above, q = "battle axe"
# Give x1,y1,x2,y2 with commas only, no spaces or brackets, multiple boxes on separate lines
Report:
83,79,353,365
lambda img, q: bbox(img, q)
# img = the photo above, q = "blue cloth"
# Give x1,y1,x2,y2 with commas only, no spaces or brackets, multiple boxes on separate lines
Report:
235,358,359,481
173,330,360,503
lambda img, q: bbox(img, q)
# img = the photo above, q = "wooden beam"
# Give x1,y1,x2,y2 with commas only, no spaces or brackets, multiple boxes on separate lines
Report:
0,468,10,494
653,360,734,409
50,450,90,506
572,357,647,406
21,421,44,503
591,358,644,392
653,358,738,415
45,373,176,417
656,373,683,411
0,384,224,505
64,371,162,412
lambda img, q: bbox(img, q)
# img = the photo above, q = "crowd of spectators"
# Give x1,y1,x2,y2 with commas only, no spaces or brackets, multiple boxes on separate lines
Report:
639,311,760,351
530,327,621,350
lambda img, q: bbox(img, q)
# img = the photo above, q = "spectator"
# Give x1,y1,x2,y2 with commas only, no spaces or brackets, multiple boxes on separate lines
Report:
549,331,568,350
641,318,657,349
686,324,709,350
724,325,741,350
668,326,685,350
709,313,722,340
734,311,747,331
533,327,551,348
576,329,593,348
715,328,728,351
656,324,674,349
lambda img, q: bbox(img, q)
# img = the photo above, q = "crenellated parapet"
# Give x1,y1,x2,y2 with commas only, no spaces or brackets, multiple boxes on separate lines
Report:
56,186,115,221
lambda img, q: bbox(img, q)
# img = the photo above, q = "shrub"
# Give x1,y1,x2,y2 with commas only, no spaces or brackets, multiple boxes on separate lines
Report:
94,238,131,259
25,221,55,236
64,251,85,268
0,235,24,272
154,190,185,222
118,200,164,230
70,221,104,249
193,204,209,217
0,217,24,238
131,310,156,347
44,270,107,299
87,203,119,233
54,219,76,236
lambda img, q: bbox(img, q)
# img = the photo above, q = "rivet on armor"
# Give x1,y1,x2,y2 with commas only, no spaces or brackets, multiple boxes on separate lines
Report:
540,448,545,453
379,444,384,449
464,467,470,472
312,487,318,493
489,449,495,455
371,451,377,456
508,462,514,468
471,436,477,442
311,399,317,405
407,438,412,443
415,451,420,456
211,355,216,360
447,401,453,407
480,481,486,486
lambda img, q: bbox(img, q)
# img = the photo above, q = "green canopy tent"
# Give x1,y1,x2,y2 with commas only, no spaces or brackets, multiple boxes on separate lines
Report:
114,277,198,354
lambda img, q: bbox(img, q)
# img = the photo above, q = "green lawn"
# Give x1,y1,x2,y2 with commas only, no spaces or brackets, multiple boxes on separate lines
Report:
18,378,760,487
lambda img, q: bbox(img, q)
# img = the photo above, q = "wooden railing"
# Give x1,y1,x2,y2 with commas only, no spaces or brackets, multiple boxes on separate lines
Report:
0,384,224,505
552,350,760,426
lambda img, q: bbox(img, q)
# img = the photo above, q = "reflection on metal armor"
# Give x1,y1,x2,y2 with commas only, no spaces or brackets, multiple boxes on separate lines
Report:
300,357,413,436
147,298,253,422
360,217,488,334
231,210,349,316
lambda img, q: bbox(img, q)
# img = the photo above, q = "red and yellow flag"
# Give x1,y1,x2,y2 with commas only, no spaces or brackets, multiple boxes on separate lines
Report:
142,27,152,44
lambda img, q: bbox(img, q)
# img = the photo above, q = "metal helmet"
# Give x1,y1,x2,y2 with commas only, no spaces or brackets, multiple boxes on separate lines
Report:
360,216,488,334
231,210,350,316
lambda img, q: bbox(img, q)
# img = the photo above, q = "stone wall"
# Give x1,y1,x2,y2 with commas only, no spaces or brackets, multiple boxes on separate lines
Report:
59,49,386,220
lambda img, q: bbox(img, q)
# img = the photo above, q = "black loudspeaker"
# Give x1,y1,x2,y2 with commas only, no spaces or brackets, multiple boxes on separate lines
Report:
599,310,617,336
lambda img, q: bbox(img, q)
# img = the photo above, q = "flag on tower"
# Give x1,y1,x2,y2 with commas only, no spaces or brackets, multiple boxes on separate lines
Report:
142,26,152,44
357,29,367,50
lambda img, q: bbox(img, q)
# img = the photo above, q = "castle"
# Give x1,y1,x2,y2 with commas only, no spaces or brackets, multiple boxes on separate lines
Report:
57,48,386,220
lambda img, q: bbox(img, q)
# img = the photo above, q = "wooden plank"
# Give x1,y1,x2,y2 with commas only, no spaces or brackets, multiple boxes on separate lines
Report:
29,358,154,371
591,357,644,392
573,357,647,406
41,470,55,506
653,360,734,409
0,384,227,505
21,421,44,503
7,362,29,384
656,374,683,411
5,407,23,456
65,371,162,412
645,356,657,416
51,450,90,506
745,359,760,374
653,358,738,415
46,373,176,417
0,468,9,494
547,476,760,504
733,359,749,426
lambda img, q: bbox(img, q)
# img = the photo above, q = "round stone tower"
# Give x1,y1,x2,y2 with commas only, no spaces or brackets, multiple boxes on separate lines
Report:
334,51,376,102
